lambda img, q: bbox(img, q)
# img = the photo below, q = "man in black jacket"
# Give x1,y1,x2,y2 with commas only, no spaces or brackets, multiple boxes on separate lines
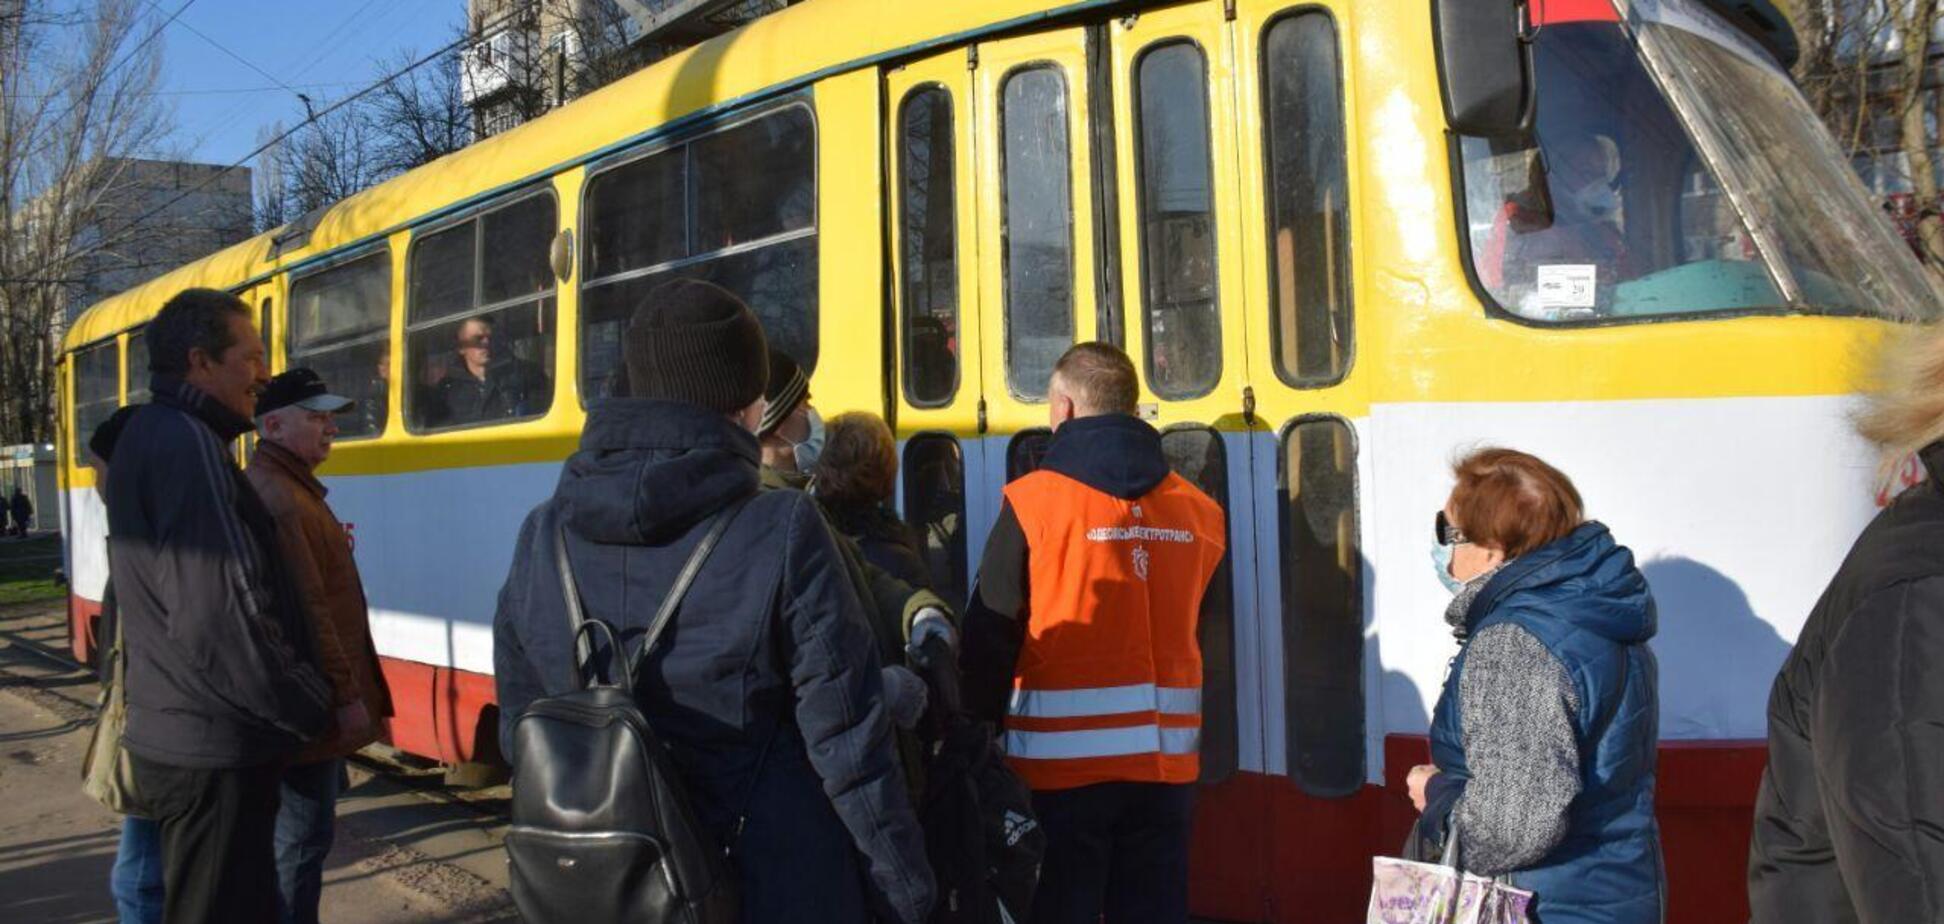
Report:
1748,437,1944,922
493,279,934,923
109,288,333,924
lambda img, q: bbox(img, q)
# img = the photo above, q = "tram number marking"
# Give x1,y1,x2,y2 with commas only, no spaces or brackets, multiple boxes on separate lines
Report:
1535,264,1598,309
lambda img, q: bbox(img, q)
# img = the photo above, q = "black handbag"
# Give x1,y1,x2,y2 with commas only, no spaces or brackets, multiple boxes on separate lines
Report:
505,498,752,924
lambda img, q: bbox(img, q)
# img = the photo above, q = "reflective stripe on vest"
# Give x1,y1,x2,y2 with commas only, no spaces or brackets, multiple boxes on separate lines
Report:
1009,683,1202,719
1005,725,1201,761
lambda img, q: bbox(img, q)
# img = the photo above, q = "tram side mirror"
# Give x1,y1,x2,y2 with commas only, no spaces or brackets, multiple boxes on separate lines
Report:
1433,0,1534,136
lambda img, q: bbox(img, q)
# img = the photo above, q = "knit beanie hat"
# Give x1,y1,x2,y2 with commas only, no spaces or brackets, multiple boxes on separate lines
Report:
623,278,768,413
757,348,808,439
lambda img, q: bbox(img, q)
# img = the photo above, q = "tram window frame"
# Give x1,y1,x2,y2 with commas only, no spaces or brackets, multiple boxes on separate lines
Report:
124,327,151,406
897,83,962,409
579,101,820,405
1158,424,1238,784
1133,39,1223,402
1261,10,1355,390
403,188,560,435
288,249,395,441
999,63,1078,403
1006,427,1053,482
901,432,970,607
72,339,120,460
1277,413,1365,797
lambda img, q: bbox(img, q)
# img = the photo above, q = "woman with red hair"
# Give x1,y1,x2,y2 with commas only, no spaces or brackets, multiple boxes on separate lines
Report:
1406,448,1664,924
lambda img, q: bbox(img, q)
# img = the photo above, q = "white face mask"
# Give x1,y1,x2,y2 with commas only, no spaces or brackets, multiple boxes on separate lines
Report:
789,406,825,471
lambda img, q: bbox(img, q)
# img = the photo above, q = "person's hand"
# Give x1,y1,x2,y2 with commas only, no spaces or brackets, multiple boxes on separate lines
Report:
908,608,956,650
880,665,929,730
1406,764,1440,814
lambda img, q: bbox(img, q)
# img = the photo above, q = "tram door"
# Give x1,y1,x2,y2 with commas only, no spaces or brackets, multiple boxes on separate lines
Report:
1231,0,1373,919
886,28,1106,602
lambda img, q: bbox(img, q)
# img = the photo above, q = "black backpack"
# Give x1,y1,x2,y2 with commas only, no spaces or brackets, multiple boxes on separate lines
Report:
912,635,1045,924
506,500,752,924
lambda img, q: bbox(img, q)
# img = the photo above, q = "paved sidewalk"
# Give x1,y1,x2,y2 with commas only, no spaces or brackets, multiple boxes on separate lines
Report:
0,602,516,923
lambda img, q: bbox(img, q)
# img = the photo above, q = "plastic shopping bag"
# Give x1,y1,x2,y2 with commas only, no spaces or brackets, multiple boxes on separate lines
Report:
1365,856,1533,924
1366,819,1532,924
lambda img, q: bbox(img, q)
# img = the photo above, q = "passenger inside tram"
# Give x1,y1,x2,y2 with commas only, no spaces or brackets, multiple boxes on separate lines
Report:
1459,0,1933,322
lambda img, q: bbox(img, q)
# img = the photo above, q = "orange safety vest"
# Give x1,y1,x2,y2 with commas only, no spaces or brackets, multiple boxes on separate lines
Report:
1001,468,1226,791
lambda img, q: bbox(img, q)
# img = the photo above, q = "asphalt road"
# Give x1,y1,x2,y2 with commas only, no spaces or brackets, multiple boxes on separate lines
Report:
0,601,519,924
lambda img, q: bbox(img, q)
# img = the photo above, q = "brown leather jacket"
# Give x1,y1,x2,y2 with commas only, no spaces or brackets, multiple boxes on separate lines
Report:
246,440,393,763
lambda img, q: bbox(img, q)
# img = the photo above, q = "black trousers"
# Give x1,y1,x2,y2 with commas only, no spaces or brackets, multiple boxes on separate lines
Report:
128,752,284,924
1029,781,1195,924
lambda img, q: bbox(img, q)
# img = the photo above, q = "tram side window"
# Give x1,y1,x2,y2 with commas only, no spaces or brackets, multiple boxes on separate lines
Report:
902,434,969,607
1160,426,1237,784
1000,66,1076,402
1280,416,1364,796
899,85,960,407
405,192,559,432
1007,427,1052,482
289,251,392,440
1136,42,1222,401
581,105,819,403
74,341,120,458
1263,12,1353,388
124,328,151,405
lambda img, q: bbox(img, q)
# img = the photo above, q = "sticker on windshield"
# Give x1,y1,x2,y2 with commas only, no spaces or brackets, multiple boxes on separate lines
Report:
1535,265,1598,309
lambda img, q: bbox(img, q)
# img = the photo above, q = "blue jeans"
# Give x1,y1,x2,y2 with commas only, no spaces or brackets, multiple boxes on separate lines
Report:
273,759,345,924
110,815,164,924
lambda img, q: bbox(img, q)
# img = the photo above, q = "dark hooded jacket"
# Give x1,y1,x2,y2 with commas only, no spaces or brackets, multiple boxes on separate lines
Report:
492,399,934,924
961,414,1180,725
1423,522,1663,924
108,375,333,768
821,500,934,595
1748,442,1944,924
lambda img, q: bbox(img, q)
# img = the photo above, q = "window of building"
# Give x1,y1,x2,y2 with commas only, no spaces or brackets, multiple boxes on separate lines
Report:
73,341,120,457
405,192,558,432
1007,427,1052,482
1159,425,1236,783
1263,12,1353,387
1136,42,1221,400
899,85,961,407
1279,416,1363,796
1000,65,1076,401
581,105,818,402
289,251,394,440
123,328,151,406
902,434,969,606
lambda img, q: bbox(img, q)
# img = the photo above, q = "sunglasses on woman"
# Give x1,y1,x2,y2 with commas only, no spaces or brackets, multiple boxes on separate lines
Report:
1435,510,1468,547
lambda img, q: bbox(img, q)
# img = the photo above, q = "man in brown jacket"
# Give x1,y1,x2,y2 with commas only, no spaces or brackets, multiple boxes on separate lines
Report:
246,367,393,924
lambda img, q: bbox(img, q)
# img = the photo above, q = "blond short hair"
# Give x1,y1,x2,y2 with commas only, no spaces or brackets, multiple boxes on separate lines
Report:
1858,325,1944,482
1051,342,1138,416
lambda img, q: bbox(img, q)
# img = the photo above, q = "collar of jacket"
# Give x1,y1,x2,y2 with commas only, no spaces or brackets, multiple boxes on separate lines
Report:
1921,441,1944,486
1464,520,1656,644
151,374,254,442
1040,413,1171,500
560,398,762,544
252,440,327,500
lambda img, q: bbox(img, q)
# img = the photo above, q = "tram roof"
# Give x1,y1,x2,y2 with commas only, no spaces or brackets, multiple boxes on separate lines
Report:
65,0,1138,351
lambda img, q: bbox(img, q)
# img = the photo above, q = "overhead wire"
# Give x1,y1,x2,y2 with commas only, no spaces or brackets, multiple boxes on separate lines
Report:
6,14,499,289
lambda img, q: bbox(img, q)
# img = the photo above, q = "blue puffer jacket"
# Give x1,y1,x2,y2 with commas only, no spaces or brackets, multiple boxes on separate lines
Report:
492,399,934,923
1427,522,1664,924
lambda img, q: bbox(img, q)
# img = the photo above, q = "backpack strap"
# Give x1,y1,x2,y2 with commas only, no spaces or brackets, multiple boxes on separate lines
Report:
627,494,752,676
555,518,590,687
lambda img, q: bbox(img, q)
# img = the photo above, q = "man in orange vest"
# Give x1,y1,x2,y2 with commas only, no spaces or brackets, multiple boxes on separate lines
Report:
963,342,1226,924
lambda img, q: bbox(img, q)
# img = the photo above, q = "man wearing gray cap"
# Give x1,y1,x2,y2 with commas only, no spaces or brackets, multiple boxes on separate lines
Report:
246,367,394,924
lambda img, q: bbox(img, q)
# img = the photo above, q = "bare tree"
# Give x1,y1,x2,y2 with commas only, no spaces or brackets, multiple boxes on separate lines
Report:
0,0,176,445
371,40,472,175
275,103,387,219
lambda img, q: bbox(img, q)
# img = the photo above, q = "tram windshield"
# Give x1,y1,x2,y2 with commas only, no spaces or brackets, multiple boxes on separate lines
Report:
1460,0,1939,322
